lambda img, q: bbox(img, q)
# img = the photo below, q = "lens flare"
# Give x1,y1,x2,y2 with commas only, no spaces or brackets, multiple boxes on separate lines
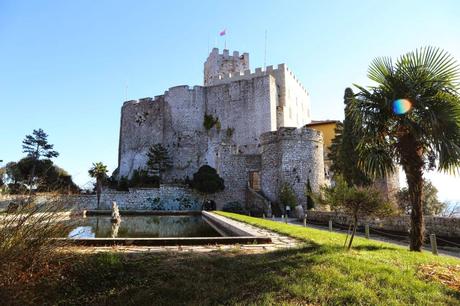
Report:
393,99,412,115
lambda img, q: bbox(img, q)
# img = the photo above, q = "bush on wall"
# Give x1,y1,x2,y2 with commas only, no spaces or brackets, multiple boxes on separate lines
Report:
203,114,219,130
223,201,247,214
190,165,224,194
279,183,297,209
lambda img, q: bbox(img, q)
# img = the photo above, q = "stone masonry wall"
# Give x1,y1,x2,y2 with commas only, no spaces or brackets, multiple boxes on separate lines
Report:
204,48,250,86
307,210,460,239
0,186,203,211
118,74,276,181
117,49,315,210
260,126,324,209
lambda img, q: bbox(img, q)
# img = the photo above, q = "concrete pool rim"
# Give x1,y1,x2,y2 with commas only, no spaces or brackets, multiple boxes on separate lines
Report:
61,210,272,246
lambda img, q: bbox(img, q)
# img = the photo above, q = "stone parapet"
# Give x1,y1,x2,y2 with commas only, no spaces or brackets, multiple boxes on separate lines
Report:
260,126,323,145
307,210,460,239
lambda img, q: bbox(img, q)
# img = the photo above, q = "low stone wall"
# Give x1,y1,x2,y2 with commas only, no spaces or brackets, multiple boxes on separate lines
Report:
306,211,460,238
0,185,203,211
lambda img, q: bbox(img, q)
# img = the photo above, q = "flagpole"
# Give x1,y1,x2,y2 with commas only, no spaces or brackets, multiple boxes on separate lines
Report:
264,29,267,67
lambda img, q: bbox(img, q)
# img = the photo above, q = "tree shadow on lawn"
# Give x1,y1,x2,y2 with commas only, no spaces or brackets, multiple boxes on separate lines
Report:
8,242,460,306
352,244,399,251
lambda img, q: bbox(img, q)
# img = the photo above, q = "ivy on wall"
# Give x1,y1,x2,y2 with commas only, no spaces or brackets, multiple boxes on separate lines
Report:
203,113,219,130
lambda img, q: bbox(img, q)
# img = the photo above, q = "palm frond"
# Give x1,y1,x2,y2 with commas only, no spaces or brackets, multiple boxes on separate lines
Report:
367,57,394,86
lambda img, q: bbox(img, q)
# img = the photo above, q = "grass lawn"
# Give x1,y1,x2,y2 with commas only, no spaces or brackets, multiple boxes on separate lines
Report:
5,212,460,305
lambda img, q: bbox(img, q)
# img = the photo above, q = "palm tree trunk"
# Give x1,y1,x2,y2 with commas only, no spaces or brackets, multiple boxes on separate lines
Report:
347,215,358,250
406,166,424,251
399,135,425,251
96,179,101,209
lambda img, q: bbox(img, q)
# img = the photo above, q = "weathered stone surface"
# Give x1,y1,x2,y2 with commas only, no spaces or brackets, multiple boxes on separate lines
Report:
117,49,321,209
0,186,202,211
260,126,324,209
307,210,460,238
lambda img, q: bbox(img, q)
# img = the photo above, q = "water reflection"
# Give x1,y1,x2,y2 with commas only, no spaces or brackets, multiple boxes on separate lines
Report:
111,221,120,238
69,226,95,238
68,215,219,238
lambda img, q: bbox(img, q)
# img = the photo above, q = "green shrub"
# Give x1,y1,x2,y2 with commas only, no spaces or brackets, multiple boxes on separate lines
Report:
279,183,297,209
203,114,219,130
130,170,159,188
226,127,234,138
222,201,247,214
191,165,224,194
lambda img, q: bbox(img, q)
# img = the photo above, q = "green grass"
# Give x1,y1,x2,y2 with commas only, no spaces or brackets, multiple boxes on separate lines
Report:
3,212,459,305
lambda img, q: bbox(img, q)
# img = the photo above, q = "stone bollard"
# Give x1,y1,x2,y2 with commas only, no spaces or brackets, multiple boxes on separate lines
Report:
272,214,275,221
328,220,333,232
430,234,438,255
262,213,265,219
303,217,307,227
365,224,370,239
284,215,288,224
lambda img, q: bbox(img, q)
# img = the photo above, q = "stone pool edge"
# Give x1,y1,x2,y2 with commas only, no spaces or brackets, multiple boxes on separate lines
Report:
58,211,272,246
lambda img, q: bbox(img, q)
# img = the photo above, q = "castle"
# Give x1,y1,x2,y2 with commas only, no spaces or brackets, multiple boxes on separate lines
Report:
117,48,325,212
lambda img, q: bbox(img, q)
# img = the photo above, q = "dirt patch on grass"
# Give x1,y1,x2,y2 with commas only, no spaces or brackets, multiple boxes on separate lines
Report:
419,264,460,291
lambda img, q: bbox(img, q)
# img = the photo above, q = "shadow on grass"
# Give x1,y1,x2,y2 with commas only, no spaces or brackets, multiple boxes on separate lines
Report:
4,242,459,306
352,244,399,251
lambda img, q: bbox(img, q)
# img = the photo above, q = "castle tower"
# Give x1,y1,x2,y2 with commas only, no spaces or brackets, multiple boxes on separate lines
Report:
260,127,325,208
204,48,249,86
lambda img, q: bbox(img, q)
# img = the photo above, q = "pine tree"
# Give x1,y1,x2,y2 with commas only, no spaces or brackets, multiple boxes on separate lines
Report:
22,129,59,191
146,144,172,182
328,88,372,187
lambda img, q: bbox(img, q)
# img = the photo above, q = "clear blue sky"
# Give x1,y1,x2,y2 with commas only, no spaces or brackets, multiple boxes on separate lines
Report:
1,0,460,200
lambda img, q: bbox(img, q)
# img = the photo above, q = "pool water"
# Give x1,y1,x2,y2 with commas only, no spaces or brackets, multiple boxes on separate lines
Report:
68,215,220,238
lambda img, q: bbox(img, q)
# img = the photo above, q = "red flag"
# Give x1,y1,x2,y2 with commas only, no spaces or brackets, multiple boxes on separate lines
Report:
219,29,226,36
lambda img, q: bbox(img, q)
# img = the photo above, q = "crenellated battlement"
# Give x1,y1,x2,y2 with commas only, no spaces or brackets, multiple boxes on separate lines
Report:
118,48,324,209
206,48,249,62
122,85,206,108
204,48,250,86
164,85,204,96
260,126,323,145
208,63,308,94
122,97,156,107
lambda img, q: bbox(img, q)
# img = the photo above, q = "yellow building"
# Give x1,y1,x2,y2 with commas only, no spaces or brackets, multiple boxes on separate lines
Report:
306,119,399,199
305,120,340,179
305,120,339,157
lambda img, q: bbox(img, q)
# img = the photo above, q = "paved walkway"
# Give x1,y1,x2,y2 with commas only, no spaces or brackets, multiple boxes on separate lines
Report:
270,216,460,258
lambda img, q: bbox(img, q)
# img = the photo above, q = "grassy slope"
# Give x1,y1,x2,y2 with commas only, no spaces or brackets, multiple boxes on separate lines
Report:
5,212,460,305
215,212,460,305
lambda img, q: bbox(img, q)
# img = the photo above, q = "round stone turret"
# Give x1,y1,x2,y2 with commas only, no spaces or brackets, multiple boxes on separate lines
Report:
260,126,325,209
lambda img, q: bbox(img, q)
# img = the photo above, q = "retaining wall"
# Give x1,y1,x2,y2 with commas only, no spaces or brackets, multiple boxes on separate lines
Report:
0,185,203,211
306,210,460,238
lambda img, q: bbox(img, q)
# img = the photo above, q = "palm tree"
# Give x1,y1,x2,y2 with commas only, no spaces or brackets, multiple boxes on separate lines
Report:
350,47,460,251
88,162,108,209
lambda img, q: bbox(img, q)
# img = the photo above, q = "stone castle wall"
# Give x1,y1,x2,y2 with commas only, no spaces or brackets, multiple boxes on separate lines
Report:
204,48,249,86
117,49,321,210
260,126,324,208
118,74,277,181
